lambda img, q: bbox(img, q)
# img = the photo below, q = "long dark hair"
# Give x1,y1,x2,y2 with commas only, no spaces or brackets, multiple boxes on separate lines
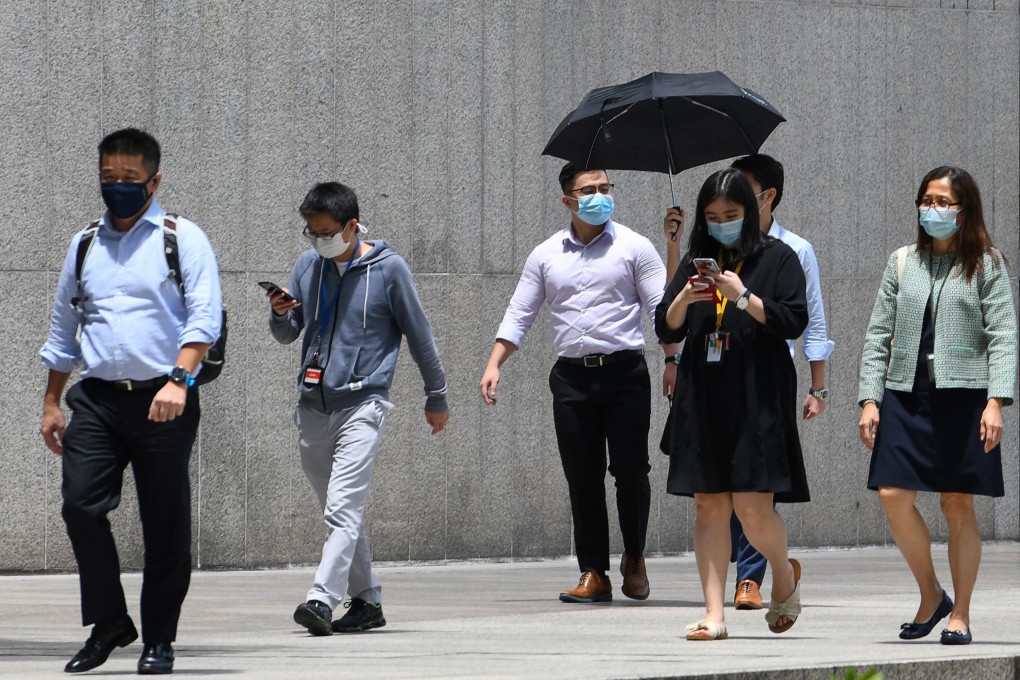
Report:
683,168,765,268
915,166,1001,282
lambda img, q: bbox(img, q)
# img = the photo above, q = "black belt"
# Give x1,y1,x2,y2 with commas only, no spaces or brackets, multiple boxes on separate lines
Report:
99,376,169,391
557,349,644,368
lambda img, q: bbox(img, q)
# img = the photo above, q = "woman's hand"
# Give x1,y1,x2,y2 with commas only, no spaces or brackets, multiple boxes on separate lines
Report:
980,398,1003,453
665,279,715,331
858,401,879,450
713,270,745,302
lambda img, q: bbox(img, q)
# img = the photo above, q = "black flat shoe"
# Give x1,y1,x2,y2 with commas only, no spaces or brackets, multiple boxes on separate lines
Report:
138,642,174,674
899,590,953,640
940,628,972,645
64,616,139,673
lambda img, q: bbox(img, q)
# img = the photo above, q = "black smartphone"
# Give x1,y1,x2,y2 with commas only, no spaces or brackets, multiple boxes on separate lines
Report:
258,281,296,302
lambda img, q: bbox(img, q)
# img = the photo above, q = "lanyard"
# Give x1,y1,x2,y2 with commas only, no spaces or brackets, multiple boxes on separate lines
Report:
317,239,360,339
928,248,957,333
714,247,744,329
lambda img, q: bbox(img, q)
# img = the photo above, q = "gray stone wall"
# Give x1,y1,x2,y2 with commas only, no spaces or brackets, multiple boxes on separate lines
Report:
0,0,1017,571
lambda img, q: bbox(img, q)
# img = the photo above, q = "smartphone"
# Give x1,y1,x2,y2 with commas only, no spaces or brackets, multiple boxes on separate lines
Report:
692,258,721,277
258,281,296,302
688,275,716,295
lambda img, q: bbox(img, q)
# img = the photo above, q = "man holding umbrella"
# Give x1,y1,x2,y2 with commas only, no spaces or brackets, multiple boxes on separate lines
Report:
479,162,678,603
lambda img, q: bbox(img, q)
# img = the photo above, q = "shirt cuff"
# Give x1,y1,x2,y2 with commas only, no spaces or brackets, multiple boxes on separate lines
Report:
803,339,835,362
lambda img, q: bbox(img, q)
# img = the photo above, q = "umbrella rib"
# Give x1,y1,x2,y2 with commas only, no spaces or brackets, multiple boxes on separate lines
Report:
584,103,635,169
681,97,756,150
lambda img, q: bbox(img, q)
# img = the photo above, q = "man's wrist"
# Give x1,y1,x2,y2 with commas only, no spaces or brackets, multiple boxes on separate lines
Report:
664,353,681,365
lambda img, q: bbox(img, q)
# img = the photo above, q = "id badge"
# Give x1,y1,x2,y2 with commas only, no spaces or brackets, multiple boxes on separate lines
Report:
926,353,935,382
705,331,729,364
303,364,323,386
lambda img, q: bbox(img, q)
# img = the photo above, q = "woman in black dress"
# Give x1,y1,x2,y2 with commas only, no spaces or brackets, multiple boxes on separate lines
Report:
655,169,809,640
858,167,1017,645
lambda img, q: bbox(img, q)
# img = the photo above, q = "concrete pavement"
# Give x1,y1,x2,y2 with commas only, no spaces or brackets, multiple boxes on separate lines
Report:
1,544,1018,679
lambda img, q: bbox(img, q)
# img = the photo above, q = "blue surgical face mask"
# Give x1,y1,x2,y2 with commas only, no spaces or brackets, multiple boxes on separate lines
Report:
918,206,960,240
575,193,615,226
707,218,744,247
101,172,156,219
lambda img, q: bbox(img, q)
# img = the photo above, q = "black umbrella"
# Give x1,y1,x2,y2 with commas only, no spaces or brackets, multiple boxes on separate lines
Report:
542,71,786,205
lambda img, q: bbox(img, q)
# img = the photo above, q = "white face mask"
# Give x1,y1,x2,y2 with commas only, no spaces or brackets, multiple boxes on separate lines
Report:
309,222,367,258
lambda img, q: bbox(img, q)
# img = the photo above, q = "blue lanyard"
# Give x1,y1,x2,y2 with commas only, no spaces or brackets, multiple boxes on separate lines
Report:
318,239,359,338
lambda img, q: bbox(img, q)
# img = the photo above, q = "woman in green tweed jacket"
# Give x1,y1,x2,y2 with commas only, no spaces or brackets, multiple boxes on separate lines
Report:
857,166,1017,647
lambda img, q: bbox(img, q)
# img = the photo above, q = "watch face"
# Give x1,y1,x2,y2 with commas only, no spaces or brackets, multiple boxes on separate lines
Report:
736,297,748,310
169,367,189,383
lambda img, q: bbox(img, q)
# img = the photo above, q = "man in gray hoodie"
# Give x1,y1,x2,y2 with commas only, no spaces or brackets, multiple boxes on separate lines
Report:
268,182,448,636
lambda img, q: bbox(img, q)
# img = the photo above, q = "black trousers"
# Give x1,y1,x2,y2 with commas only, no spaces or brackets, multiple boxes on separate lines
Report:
549,356,651,573
61,378,199,644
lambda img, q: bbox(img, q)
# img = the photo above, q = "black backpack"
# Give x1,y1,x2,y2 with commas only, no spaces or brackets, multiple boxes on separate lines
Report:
71,213,227,386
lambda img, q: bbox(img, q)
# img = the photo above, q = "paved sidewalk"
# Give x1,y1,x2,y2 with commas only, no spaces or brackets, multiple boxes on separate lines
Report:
1,544,1018,679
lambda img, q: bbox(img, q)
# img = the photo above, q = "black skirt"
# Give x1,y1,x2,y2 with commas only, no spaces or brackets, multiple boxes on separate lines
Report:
868,306,1004,497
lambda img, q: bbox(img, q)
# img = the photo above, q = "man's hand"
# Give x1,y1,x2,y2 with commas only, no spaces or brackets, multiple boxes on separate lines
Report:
149,382,188,422
858,402,879,450
41,402,66,455
662,360,678,398
268,288,300,316
802,394,827,420
663,208,685,242
426,410,449,435
480,366,500,405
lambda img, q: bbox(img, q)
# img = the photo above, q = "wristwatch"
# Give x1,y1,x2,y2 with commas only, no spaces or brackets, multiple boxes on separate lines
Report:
664,353,681,365
809,387,829,401
735,288,751,311
168,366,196,387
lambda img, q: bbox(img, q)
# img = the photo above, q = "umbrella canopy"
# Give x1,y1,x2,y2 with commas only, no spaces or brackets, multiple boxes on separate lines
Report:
543,71,785,178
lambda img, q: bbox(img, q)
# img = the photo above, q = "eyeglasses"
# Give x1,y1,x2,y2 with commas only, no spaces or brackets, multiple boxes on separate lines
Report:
302,226,343,240
916,196,961,209
567,183,614,197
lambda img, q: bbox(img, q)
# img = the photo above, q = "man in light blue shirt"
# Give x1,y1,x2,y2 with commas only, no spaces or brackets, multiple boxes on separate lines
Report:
726,153,834,609
39,128,222,675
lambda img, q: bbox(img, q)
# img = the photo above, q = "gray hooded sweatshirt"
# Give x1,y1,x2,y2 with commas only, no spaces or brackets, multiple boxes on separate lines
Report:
270,241,447,414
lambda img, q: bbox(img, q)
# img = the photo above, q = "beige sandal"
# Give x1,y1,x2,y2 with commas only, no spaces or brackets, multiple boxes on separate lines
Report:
685,619,729,641
765,558,801,634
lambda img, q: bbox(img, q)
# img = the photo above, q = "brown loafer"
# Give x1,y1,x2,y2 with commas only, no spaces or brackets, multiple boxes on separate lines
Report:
735,579,763,610
559,570,612,603
620,553,650,600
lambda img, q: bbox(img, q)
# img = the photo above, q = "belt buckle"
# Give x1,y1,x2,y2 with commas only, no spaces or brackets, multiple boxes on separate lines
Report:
582,354,603,368
113,379,134,391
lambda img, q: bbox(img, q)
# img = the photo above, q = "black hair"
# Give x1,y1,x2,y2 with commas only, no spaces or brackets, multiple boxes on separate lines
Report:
558,161,608,193
731,153,784,210
98,128,161,174
683,169,766,267
299,182,360,224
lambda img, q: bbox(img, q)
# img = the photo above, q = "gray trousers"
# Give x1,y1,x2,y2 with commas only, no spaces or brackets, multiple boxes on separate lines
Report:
296,399,392,610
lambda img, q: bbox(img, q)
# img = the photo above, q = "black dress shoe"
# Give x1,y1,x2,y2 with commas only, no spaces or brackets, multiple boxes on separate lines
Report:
64,616,139,673
137,642,174,675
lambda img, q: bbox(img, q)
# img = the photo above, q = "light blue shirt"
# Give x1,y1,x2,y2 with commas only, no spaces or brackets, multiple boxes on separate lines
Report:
769,220,834,362
40,200,223,381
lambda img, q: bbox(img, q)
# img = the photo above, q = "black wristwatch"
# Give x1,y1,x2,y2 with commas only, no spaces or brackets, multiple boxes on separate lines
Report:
808,387,828,401
664,353,681,365
168,366,195,387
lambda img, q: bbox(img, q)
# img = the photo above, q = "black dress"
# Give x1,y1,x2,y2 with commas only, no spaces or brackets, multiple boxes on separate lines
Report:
867,303,1004,497
655,239,810,503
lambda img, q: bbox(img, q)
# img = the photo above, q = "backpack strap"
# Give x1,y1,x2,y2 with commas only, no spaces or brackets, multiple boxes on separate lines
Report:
70,221,101,309
162,213,184,292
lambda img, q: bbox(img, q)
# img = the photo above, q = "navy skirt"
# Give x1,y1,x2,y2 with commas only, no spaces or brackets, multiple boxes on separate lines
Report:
867,306,1004,497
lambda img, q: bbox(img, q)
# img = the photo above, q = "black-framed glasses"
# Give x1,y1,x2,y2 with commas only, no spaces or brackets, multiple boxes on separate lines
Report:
567,183,614,196
916,197,961,209
302,225,343,240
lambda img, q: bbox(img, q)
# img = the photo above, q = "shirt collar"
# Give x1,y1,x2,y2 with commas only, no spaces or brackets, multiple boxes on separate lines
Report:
564,219,616,247
767,218,785,240
99,198,164,237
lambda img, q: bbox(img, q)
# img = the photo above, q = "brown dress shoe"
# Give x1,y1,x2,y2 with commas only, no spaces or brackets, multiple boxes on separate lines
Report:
620,553,650,600
734,579,763,610
559,570,612,603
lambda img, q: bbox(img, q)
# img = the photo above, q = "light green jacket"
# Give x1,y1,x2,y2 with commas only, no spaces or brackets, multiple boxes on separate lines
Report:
858,246,1017,406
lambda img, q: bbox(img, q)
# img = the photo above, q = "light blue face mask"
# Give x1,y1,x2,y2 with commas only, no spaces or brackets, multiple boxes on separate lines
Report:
707,218,744,247
919,206,960,240
575,193,615,226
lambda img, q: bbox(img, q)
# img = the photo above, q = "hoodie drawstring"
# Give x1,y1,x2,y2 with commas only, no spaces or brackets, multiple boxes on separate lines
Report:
363,264,371,329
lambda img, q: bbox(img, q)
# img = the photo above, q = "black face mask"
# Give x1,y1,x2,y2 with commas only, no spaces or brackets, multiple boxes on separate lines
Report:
100,172,156,219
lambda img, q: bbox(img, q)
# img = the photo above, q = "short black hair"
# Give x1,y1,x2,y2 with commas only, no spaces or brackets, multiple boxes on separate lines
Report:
98,128,161,174
558,161,608,193
299,182,360,224
731,154,784,210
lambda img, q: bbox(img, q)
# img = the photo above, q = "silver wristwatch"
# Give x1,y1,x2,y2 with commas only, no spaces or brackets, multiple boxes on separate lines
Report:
809,387,828,401
735,288,750,311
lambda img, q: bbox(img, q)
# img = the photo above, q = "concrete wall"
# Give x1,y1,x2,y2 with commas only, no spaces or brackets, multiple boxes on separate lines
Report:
0,0,1017,571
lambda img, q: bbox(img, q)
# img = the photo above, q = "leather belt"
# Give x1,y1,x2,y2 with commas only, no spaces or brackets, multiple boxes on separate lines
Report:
105,376,169,391
557,349,644,368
